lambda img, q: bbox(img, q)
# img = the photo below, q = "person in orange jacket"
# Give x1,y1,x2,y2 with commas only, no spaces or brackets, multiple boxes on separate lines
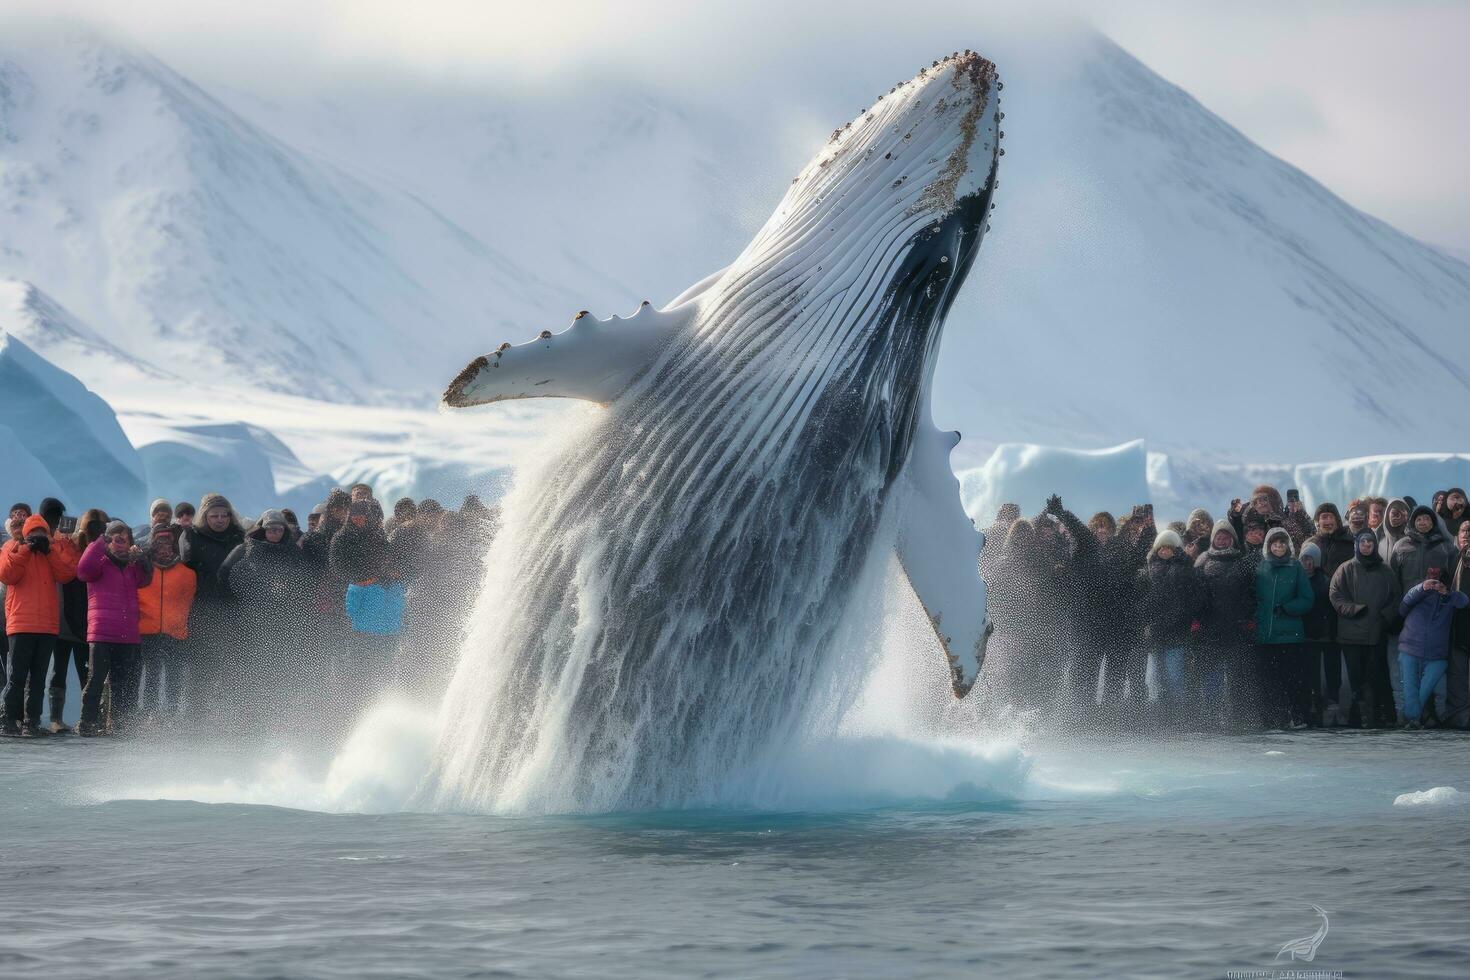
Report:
137,523,197,723
0,513,79,735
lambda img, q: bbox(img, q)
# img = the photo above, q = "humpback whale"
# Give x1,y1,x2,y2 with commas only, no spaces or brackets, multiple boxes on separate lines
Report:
437,51,1002,810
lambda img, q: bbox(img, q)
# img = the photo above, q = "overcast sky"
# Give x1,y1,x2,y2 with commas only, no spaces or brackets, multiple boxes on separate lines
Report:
7,0,1468,253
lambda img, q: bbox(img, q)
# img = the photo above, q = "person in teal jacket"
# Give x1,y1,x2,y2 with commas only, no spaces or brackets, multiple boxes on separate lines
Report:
1255,527,1316,728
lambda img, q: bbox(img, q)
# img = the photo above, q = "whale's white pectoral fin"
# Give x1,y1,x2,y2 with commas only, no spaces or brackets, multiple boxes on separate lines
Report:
894,424,991,699
442,301,688,408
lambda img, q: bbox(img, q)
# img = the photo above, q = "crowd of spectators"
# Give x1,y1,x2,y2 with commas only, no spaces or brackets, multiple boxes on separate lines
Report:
982,486,1470,730
0,486,496,737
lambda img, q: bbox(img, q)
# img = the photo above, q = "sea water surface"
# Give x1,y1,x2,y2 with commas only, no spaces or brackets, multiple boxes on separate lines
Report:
2,726,1468,978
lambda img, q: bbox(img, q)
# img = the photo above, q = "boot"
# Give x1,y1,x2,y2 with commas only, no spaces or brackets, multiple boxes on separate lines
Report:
1,718,20,736
21,721,49,737
48,687,71,734
76,720,100,738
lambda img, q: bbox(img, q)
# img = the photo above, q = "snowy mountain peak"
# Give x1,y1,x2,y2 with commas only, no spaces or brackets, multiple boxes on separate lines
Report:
0,31,539,404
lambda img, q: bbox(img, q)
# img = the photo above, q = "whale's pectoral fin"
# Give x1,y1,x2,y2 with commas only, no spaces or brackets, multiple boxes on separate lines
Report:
894,424,991,699
442,302,686,408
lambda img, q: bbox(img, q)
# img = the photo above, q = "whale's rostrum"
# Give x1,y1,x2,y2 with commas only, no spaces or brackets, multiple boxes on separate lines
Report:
439,52,1000,810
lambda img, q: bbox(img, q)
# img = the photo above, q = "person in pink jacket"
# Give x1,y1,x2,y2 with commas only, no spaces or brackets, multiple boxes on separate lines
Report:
76,521,153,737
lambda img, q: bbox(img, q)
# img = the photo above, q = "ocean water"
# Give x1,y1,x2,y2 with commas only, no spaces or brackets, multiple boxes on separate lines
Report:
3,724,1468,978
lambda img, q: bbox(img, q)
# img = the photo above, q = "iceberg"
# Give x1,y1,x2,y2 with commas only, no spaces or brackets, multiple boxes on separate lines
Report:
959,440,1152,526
1294,454,1470,510
0,330,146,517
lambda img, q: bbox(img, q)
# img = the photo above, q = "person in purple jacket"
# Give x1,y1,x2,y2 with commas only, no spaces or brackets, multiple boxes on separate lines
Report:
76,521,153,737
1397,566,1470,730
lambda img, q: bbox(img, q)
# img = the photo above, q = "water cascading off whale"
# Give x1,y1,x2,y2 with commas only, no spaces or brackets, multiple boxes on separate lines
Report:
434,51,1003,811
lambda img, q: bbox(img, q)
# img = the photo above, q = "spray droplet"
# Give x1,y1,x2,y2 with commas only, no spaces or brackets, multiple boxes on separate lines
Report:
939,256,949,264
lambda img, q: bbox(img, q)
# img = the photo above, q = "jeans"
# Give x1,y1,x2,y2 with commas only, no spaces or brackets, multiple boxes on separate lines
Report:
81,642,143,730
1398,654,1449,723
5,633,55,725
1385,636,1403,721
1154,647,1189,701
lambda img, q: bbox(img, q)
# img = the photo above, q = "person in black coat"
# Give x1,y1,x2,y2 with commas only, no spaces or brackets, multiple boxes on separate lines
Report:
222,510,316,719
1298,542,1337,726
1307,503,1356,581
178,493,246,717
1194,519,1258,728
1446,524,1470,729
1136,529,1202,722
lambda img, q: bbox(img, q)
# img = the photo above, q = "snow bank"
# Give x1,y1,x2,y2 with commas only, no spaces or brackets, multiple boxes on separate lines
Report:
121,418,335,519
959,440,1151,526
1295,454,1470,511
0,330,146,517
1393,786,1464,807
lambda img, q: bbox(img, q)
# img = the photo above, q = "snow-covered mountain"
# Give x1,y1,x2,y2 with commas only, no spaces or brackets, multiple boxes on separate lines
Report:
1,23,1467,515
0,30,570,402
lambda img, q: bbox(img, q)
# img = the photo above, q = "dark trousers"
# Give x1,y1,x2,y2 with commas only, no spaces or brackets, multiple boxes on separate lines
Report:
5,633,55,725
82,642,142,729
50,637,90,691
1340,643,1386,727
1256,644,1306,727
139,635,185,717
1279,645,1313,725
1368,639,1397,726
1319,642,1343,708
1102,641,1148,707
1303,641,1334,722
1445,644,1470,730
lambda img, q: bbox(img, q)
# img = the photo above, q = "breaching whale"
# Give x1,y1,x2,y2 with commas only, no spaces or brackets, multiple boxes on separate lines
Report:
437,51,1002,810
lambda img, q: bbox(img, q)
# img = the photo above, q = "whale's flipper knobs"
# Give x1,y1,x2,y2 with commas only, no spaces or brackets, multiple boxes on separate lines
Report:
574,310,590,320
539,330,553,340
497,342,511,352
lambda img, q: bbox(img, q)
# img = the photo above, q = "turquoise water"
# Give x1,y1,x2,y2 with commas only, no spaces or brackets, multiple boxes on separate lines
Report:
3,729,1468,977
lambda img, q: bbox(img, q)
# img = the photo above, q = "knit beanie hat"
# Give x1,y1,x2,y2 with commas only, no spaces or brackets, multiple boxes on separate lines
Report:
1149,528,1184,558
104,520,131,540
1314,502,1342,523
1299,541,1323,570
259,509,288,529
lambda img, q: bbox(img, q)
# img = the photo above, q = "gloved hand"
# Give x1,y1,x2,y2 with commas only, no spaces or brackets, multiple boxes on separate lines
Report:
25,532,50,555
